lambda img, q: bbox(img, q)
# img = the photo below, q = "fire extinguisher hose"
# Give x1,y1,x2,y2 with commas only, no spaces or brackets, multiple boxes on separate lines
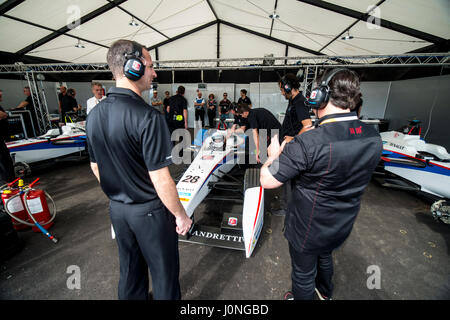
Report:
3,190,58,243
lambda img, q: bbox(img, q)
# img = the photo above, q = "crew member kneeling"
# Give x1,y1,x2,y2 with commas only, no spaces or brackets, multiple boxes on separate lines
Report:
260,69,382,300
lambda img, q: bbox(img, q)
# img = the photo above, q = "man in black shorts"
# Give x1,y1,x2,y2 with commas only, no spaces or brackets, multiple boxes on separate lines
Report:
86,39,192,300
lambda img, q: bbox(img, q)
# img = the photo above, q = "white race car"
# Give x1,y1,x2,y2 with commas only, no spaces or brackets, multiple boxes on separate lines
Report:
177,129,264,258
6,122,87,176
375,120,450,224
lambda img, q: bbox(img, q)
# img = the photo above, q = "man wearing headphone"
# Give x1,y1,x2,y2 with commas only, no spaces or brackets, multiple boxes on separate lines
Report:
273,73,312,216
260,68,382,300
86,39,192,300
278,73,312,143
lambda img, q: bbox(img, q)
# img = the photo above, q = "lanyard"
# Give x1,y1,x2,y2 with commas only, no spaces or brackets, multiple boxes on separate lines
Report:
317,115,358,126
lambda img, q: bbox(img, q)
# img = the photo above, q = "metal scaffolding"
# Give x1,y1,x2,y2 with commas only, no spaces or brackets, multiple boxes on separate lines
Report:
0,53,449,74
24,71,52,135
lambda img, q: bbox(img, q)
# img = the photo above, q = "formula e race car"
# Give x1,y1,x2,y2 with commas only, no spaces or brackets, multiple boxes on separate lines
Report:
374,120,450,224
6,122,87,176
176,129,264,258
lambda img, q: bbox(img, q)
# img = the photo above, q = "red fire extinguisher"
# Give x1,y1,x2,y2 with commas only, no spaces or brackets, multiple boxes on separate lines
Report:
1,178,30,231
23,188,53,232
2,178,58,243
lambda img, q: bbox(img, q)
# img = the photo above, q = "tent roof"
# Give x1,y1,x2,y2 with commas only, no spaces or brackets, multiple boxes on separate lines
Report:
0,0,449,63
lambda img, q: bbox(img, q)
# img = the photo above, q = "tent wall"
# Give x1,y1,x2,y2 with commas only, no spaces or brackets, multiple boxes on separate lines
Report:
384,74,450,150
1,74,449,151
0,79,59,113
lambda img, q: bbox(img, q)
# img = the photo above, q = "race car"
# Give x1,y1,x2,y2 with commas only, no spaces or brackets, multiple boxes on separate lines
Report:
375,120,450,224
176,129,264,258
6,122,87,176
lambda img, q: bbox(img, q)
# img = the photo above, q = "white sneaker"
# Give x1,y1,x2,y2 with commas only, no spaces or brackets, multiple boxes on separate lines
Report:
315,288,331,300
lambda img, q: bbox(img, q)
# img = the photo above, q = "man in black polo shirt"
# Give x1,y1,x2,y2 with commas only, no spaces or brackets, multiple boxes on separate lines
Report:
163,91,171,122
274,74,313,216
58,85,66,118
167,86,188,133
237,103,281,163
86,39,192,300
0,90,15,183
229,103,249,133
237,89,252,107
279,73,312,143
260,69,382,300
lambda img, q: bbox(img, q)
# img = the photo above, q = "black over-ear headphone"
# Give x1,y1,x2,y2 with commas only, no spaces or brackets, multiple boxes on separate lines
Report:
280,74,299,94
123,41,145,81
307,68,347,109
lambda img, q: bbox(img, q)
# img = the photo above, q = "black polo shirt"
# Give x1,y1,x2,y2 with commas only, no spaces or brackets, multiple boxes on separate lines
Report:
163,97,170,113
269,112,382,254
246,108,281,141
168,94,187,124
233,114,249,129
86,87,173,204
238,96,252,106
25,95,34,113
219,99,231,114
280,92,310,140
61,95,77,114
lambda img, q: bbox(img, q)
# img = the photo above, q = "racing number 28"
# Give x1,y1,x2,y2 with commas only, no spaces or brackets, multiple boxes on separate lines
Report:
181,175,200,183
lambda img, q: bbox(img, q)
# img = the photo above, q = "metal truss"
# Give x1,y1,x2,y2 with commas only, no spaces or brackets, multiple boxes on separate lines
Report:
25,70,52,135
0,53,449,74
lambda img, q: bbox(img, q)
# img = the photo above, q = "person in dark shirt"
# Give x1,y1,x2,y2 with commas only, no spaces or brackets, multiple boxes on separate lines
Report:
353,94,363,118
0,89,14,183
167,86,188,133
219,92,232,115
260,68,382,300
206,93,217,128
237,103,281,163
58,85,67,116
163,90,171,121
86,39,191,300
274,74,313,216
237,89,252,107
279,73,312,143
229,103,249,133
14,86,38,137
61,88,81,122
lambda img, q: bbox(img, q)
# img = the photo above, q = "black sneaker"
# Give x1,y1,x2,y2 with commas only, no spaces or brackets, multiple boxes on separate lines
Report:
283,291,294,300
271,208,286,216
315,288,331,300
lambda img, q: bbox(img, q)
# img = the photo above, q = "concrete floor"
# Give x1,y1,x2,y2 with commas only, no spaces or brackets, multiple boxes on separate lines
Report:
0,158,449,300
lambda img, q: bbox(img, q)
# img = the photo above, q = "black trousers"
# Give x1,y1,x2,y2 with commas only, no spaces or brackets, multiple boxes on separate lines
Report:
289,243,334,300
195,109,205,128
109,200,180,300
0,141,14,184
207,108,216,128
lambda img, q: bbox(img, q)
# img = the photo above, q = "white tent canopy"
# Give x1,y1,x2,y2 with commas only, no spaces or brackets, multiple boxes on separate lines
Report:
0,0,448,64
